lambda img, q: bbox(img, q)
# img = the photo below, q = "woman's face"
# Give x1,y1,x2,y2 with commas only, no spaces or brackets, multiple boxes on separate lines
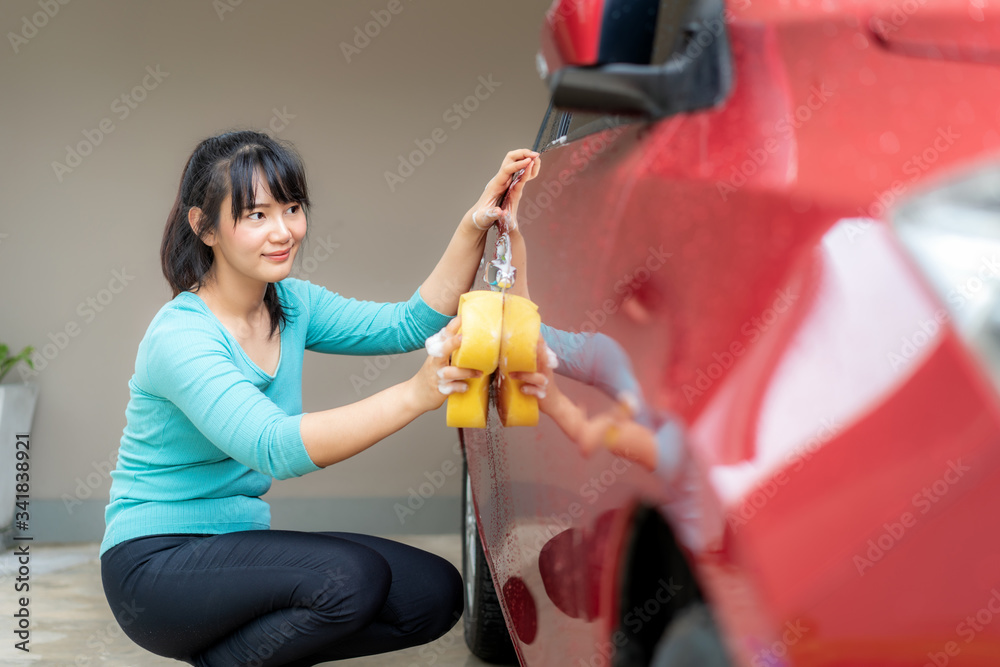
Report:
204,172,307,287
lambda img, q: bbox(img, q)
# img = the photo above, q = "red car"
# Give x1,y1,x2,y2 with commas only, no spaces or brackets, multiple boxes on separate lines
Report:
460,0,1000,665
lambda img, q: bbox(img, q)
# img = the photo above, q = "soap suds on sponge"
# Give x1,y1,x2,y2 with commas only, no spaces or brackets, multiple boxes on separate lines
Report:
425,328,450,358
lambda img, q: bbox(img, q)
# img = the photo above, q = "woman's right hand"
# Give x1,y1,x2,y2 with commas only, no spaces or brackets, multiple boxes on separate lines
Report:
462,149,540,235
410,318,483,413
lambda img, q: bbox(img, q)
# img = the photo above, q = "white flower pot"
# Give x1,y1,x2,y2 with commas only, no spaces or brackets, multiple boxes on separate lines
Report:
0,384,39,549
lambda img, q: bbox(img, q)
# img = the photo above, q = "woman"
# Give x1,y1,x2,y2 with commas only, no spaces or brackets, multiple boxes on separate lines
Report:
99,130,540,666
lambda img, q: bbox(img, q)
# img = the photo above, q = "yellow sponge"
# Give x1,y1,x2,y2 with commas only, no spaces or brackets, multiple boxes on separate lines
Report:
497,294,541,427
446,291,542,428
446,292,503,428
446,374,491,428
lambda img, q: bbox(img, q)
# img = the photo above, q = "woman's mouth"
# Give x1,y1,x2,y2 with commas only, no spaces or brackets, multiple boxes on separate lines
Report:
264,249,292,262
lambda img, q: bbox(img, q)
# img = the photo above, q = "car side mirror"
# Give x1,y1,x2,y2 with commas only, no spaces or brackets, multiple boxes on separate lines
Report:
547,0,732,119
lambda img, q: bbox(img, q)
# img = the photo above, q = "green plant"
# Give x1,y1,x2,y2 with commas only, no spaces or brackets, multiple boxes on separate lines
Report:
0,344,35,383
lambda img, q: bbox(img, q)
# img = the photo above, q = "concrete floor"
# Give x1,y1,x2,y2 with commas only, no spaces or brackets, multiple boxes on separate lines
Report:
0,535,494,667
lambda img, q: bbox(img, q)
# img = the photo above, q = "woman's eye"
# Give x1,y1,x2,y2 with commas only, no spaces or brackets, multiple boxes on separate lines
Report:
286,204,300,215
247,212,265,221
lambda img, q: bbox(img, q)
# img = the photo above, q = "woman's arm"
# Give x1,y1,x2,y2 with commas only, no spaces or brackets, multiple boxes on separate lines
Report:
147,308,472,474
295,152,541,466
418,149,539,314
298,281,450,355
299,380,426,467
300,317,471,467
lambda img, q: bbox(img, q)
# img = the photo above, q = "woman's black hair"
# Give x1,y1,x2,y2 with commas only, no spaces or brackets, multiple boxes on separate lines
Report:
160,130,310,337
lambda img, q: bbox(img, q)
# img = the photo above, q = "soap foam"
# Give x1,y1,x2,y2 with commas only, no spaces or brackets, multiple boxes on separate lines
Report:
544,345,559,370
438,381,468,395
617,390,640,417
521,384,546,399
425,328,449,358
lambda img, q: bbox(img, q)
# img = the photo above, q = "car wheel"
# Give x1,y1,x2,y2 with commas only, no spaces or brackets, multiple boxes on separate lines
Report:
649,603,733,667
462,459,518,664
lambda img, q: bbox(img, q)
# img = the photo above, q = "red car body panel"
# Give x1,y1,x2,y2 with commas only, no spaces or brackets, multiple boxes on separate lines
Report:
466,1,1000,665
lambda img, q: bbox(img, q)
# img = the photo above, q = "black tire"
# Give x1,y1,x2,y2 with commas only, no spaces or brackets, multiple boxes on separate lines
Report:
462,460,518,664
649,603,733,667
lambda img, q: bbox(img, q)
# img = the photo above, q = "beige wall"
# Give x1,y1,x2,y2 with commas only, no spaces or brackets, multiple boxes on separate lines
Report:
0,0,551,540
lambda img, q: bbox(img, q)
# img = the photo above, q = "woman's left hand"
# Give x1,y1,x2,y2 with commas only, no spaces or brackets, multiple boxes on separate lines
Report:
410,318,483,413
463,149,541,234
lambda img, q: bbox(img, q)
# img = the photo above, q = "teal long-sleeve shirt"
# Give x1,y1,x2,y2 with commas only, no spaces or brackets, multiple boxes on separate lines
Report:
100,278,452,556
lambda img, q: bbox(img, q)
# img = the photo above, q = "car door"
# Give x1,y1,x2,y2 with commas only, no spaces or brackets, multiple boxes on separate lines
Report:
463,0,745,663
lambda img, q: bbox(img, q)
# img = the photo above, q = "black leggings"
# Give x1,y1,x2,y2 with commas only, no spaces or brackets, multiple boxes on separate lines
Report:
100,530,463,666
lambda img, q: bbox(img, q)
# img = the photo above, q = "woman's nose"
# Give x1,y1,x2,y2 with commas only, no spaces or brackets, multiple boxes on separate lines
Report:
271,216,293,242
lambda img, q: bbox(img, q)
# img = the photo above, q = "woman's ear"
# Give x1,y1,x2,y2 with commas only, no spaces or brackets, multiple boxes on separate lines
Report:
188,207,215,246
